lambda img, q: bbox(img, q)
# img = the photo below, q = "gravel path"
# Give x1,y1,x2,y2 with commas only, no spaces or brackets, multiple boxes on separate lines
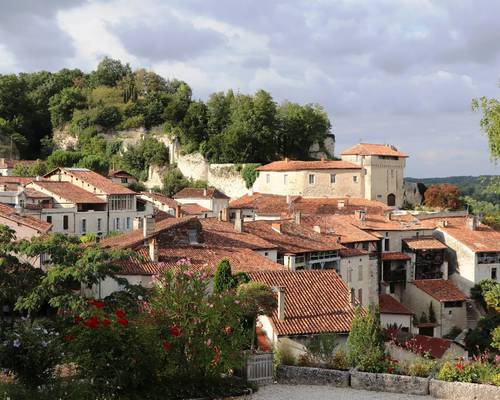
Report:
243,384,433,400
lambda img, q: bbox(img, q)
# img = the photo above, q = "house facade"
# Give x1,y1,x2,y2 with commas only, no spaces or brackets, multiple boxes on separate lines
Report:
173,187,230,218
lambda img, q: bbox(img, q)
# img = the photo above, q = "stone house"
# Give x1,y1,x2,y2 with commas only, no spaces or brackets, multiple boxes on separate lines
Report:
433,215,500,293
339,248,375,307
138,191,180,217
403,279,467,338
379,294,413,332
253,159,363,198
173,187,230,218
0,176,32,205
107,170,138,186
340,143,408,208
249,270,358,357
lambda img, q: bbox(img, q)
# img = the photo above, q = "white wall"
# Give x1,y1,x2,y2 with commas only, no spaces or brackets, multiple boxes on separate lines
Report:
340,254,377,306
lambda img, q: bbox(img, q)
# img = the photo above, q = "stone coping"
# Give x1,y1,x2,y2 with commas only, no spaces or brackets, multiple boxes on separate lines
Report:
350,370,429,396
429,378,500,400
277,365,349,387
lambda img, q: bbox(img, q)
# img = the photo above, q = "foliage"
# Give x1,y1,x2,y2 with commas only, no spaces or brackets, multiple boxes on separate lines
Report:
428,302,437,323
443,326,463,340
46,149,83,170
121,137,169,180
484,284,500,312
492,326,500,351
49,87,87,128
0,319,63,387
424,184,461,209
472,94,500,160
92,57,132,87
214,258,233,294
160,166,206,197
465,313,500,354
471,279,500,311
241,163,261,189
304,333,338,364
11,159,48,176
275,343,296,366
437,354,500,385
403,358,437,377
347,306,386,373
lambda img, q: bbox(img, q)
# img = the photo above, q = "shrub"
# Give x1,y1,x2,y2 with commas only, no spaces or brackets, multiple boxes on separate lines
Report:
275,342,296,366
443,326,463,340
241,164,261,189
347,306,386,373
0,319,63,387
437,356,500,385
119,115,145,130
214,258,233,294
404,358,437,377
326,348,349,370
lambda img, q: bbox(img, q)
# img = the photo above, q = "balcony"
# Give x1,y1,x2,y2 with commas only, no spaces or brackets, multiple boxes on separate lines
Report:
383,269,406,282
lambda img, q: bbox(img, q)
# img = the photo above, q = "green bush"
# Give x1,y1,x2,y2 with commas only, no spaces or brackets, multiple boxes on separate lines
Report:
404,358,437,377
118,115,145,130
437,359,499,385
240,164,261,189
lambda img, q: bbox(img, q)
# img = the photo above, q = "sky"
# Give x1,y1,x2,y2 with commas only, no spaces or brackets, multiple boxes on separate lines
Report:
1,0,499,178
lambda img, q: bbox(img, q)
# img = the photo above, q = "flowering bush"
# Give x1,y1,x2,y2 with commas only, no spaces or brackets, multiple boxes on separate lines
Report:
0,319,63,387
437,354,500,385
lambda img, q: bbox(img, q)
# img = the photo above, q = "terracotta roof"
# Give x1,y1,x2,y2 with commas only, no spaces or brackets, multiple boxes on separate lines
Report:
116,248,162,275
403,237,447,250
256,159,361,172
412,279,466,302
379,294,413,315
0,159,39,168
201,218,277,251
410,335,453,358
29,181,106,204
139,192,179,209
249,270,358,335
108,170,137,179
24,187,52,199
44,168,135,195
0,203,52,233
301,215,380,244
339,248,368,258
0,176,33,185
181,203,211,215
243,220,344,254
436,217,500,253
341,143,408,158
381,252,411,261
156,245,284,274
100,216,198,249
348,213,435,232
173,187,229,199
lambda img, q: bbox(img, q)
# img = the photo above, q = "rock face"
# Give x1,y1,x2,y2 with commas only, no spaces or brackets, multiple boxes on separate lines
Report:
277,365,349,387
350,370,429,396
429,379,500,400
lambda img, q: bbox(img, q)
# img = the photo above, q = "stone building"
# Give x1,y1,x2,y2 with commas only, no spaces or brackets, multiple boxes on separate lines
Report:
173,187,230,218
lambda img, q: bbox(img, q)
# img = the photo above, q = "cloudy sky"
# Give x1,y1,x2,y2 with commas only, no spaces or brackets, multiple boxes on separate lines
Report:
1,0,499,177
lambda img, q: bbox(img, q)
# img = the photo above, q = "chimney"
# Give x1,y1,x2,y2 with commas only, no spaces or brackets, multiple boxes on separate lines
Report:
220,207,228,222
294,211,301,225
313,225,321,234
284,157,289,163
271,222,281,234
133,217,142,231
234,209,243,232
354,209,366,221
143,215,155,238
148,238,158,262
466,215,478,231
437,219,448,228
175,205,182,218
35,176,41,181
203,188,207,197
286,194,291,204
277,287,285,320
321,155,325,161
337,199,345,209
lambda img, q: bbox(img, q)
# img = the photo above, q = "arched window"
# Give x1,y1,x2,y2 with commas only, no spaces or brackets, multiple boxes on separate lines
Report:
387,193,396,206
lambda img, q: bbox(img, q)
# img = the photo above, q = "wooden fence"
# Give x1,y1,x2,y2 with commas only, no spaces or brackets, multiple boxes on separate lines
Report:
246,352,274,385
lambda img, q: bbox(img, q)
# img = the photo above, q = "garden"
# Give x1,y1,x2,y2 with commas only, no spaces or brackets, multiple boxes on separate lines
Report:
0,227,275,399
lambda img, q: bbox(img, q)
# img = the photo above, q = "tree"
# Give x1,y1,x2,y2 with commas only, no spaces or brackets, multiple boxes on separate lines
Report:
11,160,48,177
347,306,385,372
46,149,83,170
424,184,461,209
48,87,87,127
213,258,233,294
491,325,500,351
93,57,132,87
428,302,437,323
472,94,500,160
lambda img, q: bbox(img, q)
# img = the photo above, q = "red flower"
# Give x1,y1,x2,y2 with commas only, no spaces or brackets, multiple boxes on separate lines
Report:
170,325,182,337
115,309,126,319
74,315,83,324
102,318,111,327
455,363,464,372
162,340,172,351
88,299,105,309
64,334,76,342
117,318,128,327
84,316,99,329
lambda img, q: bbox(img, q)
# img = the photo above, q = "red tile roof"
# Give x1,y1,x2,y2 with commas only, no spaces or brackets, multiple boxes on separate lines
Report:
249,270,358,335
0,159,39,168
410,335,453,359
0,176,33,185
243,219,344,254
381,252,411,261
403,237,447,250
301,215,380,244
29,181,106,204
24,188,51,198
379,294,413,315
341,143,408,158
173,187,229,199
348,213,435,232
139,192,179,209
181,203,211,215
44,168,135,195
0,203,52,233
339,248,368,258
412,279,466,302
108,170,137,179
256,159,361,171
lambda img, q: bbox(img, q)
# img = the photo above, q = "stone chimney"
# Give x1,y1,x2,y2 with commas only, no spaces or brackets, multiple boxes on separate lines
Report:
175,205,182,218
437,219,448,228
354,209,366,221
277,287,285,320
234,209,243,232
284,157,289,163
148,238,158,262
286,194,291,204
219,207,228,222
133,217,142,231
466,215,478,231
143,215,155,238
294,211,301,225
203,188,207,197
337,199,345,209
271,222,282,234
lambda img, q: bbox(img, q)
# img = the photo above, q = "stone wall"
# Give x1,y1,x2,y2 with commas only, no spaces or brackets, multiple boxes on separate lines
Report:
429,379,500,400
277,365,349,387
350,370,430,396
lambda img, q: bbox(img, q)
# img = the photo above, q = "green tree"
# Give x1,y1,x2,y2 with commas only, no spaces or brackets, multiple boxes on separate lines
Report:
213,258,233,294
11,160,48,177
429,302,437,323
48,87,87,128
46,149,83,170
93,57,132,87
77,154,109,175
472,94,500,160
347,306,385,372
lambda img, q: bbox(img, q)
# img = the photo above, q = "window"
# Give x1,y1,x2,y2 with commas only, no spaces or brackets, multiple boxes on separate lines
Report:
308,174,315,185
492,267,497,280
391,169,394,178
330,174,336,184
97,218,102,232
283,174,288,185
444,301,463,308
350,289,355,304
109,195,133,211
353,175,358,183
121,178,128,183
347,268,352,283
364,168,367,175
266,174,270,184
46,216,52,224
114,218,120,230
81,219,87,234
358,289,363,304
384,238,390,251
63,215,69,230
362,242,369,250
358,266,363,281
126,217,131,230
